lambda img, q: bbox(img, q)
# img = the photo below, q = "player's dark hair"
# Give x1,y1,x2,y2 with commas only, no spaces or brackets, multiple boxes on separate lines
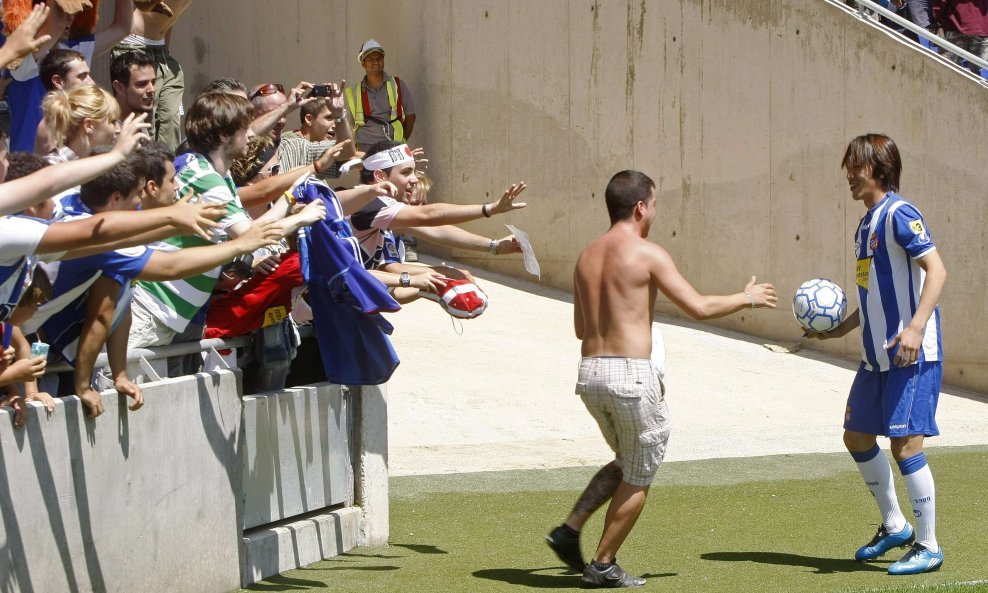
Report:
137,140,176,186
605,170,656,224
360,140,402,184
110,50,154,86
39,49,86,91
5,152,49,182
841,134,901,192
80,149,144,210
185,92,254,154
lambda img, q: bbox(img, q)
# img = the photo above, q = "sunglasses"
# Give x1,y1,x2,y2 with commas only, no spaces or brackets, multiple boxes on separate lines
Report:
250,83,285,100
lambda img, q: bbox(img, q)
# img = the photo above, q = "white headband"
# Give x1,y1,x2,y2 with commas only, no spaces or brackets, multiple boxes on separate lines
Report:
363,144,414,171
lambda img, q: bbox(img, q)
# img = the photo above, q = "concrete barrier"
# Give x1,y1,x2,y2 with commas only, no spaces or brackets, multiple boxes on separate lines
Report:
0,371,386,591
0,373,243,593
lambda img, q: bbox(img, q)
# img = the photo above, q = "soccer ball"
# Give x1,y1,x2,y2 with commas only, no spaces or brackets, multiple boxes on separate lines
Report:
792,278,847,333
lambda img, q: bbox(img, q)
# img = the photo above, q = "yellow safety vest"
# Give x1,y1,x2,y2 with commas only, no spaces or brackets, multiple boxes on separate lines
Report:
345,76,405,143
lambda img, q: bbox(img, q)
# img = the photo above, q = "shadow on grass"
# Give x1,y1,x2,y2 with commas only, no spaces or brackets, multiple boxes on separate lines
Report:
473,567,675,589
391,543,448,554
701,551,888,574
245,573,330,591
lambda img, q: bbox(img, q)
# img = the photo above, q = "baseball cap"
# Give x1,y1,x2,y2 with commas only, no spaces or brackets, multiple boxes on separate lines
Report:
358,39,385,63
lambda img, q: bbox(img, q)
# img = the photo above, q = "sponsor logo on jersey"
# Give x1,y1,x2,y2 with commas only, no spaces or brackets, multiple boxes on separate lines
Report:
856,258,871,290
909,220,925,234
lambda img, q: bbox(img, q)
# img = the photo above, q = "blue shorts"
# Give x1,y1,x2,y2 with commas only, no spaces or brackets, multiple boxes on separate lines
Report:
844,361,942,437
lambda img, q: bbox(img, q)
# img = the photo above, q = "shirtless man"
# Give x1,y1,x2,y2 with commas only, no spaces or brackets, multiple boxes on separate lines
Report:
112,0,194,149
545,170,777,588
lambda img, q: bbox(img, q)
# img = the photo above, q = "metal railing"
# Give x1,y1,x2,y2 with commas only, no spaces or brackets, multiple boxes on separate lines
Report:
46,325,314,381
840,0,988,79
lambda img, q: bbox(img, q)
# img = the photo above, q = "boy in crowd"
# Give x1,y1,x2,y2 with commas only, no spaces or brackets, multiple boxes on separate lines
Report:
350,140,525,300
128,92,327,353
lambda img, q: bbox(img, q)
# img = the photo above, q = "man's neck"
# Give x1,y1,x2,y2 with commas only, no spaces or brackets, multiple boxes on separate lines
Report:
299,126,316,142
205,147,231,176
117,101,134,121
365,72,385,88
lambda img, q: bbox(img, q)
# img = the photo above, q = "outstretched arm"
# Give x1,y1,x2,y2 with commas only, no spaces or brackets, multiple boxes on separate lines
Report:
649,246,776,319
237,141,351,209
405,224,522,255
41,194,224,257
389,182,528,231
136,219,281,280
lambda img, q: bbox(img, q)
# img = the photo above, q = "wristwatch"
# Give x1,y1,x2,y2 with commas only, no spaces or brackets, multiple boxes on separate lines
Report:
333,108,347,123
399,272,411,288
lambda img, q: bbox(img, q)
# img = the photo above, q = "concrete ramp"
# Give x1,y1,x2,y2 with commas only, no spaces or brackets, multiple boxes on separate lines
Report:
387,261,988,476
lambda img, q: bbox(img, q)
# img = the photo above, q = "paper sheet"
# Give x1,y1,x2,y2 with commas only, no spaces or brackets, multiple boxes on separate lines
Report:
505,224,541,280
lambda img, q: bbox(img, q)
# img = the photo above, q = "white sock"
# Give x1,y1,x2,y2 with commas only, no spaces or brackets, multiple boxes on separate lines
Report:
852,445,907,533
900,454,938,553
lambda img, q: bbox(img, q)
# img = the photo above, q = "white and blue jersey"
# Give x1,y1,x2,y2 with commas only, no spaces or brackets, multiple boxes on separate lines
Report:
854,192,941,372
0,215,52,322
51,190,90,221
20,211,153,364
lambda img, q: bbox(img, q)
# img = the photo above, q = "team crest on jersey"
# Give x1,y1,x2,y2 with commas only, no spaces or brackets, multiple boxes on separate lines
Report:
386,242,399,259
869,232,879,251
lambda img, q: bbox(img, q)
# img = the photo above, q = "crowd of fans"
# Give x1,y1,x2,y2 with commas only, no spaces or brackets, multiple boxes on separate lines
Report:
851,0,988,75
0,0,530,427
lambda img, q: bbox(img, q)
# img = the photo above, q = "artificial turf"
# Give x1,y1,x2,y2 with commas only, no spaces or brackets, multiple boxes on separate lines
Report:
239,446,988,593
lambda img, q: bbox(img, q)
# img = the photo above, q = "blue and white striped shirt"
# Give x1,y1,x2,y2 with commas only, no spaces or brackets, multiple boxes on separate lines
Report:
854,192,941,372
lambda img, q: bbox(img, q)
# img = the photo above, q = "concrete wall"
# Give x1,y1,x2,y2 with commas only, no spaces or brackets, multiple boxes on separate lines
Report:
0,370,385,591
0,373,244,593
158,0,987,393
242,384,352,530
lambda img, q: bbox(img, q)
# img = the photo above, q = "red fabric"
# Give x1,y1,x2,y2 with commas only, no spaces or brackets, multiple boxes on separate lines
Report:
204,251,305,339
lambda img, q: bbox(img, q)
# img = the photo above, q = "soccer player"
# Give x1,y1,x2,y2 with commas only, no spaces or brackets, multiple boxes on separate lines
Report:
806,134,947,575
546,170,776,588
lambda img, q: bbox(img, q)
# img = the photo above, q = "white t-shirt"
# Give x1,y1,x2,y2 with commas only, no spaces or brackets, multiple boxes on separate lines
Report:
0,216,48,321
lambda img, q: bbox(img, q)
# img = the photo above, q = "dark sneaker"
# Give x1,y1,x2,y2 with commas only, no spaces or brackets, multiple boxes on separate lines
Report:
582,562,645,588
854,523,915,561
888,543,943,575
545,525,585,572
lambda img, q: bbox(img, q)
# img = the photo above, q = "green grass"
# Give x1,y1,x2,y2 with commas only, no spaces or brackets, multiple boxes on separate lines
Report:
239,446,988,593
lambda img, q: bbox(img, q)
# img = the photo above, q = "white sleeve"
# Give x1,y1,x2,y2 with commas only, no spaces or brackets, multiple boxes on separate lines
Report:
0,217,48,265
10,53,40,81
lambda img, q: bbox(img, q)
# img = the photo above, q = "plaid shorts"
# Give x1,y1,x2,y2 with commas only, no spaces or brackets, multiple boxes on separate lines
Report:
576,357,671,486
